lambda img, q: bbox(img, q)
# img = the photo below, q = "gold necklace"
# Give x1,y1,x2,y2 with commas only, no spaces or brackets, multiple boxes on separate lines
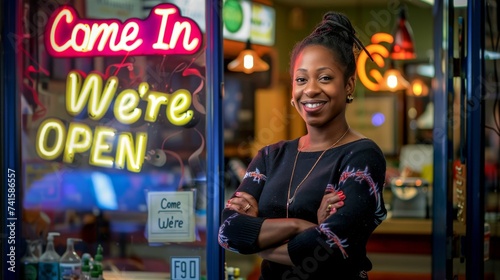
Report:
286,127,350,218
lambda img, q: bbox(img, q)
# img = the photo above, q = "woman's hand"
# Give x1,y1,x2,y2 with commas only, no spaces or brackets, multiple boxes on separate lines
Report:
317,191,345,224
226,192,259,217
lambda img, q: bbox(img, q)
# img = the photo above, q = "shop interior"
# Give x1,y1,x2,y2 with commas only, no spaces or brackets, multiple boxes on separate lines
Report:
13,0,500,279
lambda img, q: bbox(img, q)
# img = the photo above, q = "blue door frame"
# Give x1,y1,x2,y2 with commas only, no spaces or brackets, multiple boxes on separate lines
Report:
465,0,485,278
205,0,225,279
432,0,485,279
431,0,451,279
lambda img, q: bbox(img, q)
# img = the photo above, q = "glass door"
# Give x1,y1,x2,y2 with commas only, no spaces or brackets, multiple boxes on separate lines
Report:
432,0,492,279
1,0,225,279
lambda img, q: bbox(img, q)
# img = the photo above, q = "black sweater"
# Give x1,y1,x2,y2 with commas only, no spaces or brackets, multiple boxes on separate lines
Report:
219,138,387,279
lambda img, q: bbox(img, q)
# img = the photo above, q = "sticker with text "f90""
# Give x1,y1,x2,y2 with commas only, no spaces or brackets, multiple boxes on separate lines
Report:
171,257,200,280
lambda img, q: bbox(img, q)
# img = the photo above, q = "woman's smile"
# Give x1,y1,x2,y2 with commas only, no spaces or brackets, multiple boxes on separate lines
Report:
300,100,327,112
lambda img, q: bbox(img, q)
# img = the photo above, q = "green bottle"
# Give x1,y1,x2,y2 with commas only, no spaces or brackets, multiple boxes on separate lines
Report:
93,245,104,280
80,258,91,280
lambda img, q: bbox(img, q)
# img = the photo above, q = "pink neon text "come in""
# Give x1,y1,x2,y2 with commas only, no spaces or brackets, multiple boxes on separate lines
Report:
45,4,203,57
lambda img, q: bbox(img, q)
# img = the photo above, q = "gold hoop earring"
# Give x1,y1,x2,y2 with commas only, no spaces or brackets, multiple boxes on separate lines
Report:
346,94,354,103
291,99,295,107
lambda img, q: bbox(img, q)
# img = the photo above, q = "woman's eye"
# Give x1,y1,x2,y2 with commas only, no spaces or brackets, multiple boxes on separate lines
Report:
319,76,332,82
295,77,306,83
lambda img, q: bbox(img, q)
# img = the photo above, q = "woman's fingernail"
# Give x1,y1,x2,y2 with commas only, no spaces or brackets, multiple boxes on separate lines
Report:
330,207,337,214
235,192,241,196
338,201,344,206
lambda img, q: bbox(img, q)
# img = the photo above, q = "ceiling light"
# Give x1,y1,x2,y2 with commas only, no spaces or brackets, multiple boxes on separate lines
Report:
407,78,429,96
379,63,410,92
228,40,269,74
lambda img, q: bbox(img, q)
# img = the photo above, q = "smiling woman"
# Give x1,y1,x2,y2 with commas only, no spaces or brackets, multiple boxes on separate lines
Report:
219,11,387,279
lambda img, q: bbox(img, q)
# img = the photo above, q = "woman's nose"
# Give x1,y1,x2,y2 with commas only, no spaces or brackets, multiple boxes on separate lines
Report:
303,81,320,97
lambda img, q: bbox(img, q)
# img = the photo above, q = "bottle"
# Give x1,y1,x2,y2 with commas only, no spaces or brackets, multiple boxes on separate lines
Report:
89,268,100,280
21,240,38,280
81,253,93,263
227,266,235,280
60,238,82,280
33,239,43,258
80,257,91,280
93,245,104,280
234,267,242,280
38,232,60,280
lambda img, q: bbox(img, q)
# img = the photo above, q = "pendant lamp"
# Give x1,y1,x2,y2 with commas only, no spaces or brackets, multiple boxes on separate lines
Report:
228,40,269,74
407,78,429,96
379,61,410,92
390,6,416,60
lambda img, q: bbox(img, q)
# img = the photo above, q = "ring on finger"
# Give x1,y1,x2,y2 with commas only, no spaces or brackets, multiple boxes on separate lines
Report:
243,203,251,212
326,204,333,212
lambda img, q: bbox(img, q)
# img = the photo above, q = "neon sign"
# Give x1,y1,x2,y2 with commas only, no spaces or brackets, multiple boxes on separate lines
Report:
45,4,203,57
35,72,195,172
356,33,393,92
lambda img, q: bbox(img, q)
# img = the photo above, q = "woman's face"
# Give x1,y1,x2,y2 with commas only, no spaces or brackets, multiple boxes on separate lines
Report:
292,45,354,128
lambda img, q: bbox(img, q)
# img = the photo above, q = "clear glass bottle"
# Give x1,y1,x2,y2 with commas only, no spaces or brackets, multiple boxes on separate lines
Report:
59,238,82,280
38,232,60,280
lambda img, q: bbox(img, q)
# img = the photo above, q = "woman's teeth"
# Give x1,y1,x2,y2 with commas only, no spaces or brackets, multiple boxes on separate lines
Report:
304,103,323,109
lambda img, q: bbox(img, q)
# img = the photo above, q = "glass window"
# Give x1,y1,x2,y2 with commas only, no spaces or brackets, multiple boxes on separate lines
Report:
18,1,209,278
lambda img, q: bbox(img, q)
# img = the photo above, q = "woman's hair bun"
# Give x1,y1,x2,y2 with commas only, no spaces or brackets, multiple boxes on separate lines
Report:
289,10,372,79
312,11,355,44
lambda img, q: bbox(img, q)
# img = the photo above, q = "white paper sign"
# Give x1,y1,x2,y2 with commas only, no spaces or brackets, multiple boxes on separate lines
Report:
147,191,195,242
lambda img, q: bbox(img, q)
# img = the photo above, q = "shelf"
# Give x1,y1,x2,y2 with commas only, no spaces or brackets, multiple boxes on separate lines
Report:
375,218,499,236
374,218,432,235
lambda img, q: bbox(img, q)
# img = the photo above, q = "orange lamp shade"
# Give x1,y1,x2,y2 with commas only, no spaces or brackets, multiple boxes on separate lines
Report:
228,40,269,74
